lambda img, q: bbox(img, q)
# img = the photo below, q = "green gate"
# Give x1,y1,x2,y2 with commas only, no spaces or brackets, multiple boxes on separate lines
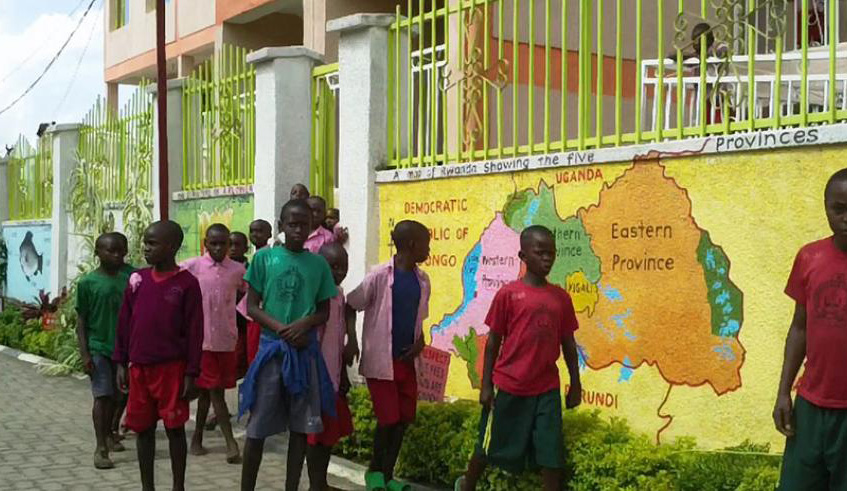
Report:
311,63,339,207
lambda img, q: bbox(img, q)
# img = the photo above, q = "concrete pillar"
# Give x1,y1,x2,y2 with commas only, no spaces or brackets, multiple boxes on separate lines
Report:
247,46,324,226
106,82,119,113
177,55,195,78
150,79,185,221
46,124,80,297
328,14,396,290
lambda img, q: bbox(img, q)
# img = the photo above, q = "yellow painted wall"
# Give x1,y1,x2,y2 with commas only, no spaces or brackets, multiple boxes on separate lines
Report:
376,144,843,450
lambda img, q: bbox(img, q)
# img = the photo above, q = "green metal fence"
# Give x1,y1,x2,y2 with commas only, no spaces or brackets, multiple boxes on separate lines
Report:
78,81,154,205
387,0,847,168
7,134,53,221
311,63,339,208
182,44,256,191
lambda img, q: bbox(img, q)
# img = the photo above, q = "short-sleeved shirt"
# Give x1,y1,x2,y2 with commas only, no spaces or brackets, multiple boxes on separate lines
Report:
317,289,346,391
181,254,246,352
76,265,135,357
391,269,421,358
485,280,579,396
243,246,337,338
785,237,847,408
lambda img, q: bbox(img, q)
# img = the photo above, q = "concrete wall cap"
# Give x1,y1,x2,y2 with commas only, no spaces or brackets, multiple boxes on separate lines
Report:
147,78,187,95
246,46,325,65
327,13,398,33
45,123,81,134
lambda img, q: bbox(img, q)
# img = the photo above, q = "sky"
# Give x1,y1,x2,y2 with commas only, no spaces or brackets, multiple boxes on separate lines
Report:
0,0,114,150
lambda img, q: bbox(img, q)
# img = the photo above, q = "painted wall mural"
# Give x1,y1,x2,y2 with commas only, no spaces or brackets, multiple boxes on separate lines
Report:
2,223,52,302
377,144,846,450
173,194,254,261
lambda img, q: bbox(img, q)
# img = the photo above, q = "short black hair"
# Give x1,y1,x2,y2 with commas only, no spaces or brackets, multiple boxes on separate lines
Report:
206,223,230,237
250,219,272,232
391,220,428,250
291,183,310,196
230,231,248,244
306,195,327,209
148,220,184,248
280,199,313,223
520,225,554,249
95,231,128,249
319,242,347,262
825,168,847,199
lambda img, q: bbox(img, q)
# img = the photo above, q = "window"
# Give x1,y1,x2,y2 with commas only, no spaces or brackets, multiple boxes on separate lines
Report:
113,0,128,29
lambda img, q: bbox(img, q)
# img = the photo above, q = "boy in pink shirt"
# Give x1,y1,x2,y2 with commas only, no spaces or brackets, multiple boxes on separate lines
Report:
307,242,360,490
348,220,431,491
181,223,245,464
305,196,336,254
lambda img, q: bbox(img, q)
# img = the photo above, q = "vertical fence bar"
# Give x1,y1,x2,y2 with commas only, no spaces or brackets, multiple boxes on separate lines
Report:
443,5,450,162
458,0,466,162
635,0,643,143
528,0,535,153
394,7,402,166
482,1,490,159
417,0,425,166
747,0,756,131
511,0,518,155
614,0,622,145
829,0,837,123
497,0,504,157
388,13,397,167
699,0,707,135
430,2,438,164
676,0,684,139
801,0,809,126
596,0,604,147
411,0,418,166
543,0,551,153
578,0,587,149
656,0,665,141
561,0,568,148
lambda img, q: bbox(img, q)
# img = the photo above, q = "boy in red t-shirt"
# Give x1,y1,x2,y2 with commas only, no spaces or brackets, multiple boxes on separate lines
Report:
774,169,847,489
456,225,582,491
114,221,204,491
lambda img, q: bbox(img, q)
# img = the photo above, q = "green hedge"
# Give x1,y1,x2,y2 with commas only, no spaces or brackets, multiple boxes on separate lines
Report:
0,303,83,374
334,387,782,491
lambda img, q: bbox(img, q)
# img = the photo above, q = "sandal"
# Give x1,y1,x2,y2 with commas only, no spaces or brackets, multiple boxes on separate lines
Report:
387,479,411,491
365,471,387,491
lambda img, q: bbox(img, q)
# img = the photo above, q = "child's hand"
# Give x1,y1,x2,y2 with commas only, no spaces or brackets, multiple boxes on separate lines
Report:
181,376,199,401
565,382,582,409
479,384,494,409
81,353,94,376
280,322,310,348
400,336,425,362
116,364,129,394
342,342,360,366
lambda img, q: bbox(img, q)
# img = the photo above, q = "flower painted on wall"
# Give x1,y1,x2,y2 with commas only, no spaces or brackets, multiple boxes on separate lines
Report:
197,208,234,255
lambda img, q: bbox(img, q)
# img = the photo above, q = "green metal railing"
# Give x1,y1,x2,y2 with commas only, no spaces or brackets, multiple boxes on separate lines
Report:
78,81,154,205
387,0,847,168
311,63,339,208
7,134,53,221
182,44,256,191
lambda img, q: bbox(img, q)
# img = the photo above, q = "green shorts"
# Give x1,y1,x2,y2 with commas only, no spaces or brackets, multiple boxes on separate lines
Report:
475,388,564,472
779,396,847,491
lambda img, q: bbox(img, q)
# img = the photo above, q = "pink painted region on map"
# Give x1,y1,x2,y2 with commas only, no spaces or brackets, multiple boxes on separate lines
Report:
430,213,521,352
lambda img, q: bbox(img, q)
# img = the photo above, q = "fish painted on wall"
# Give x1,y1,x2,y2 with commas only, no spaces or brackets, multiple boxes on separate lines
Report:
19,231,44,282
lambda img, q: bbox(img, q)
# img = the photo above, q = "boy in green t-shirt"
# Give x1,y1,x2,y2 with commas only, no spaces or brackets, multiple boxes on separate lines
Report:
239,199,338,491
75,232,135,470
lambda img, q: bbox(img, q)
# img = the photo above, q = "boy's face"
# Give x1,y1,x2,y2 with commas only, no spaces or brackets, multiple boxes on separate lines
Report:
826,180,847,241
307,199,327,231
249,222,272,249
325,209,339,229
325,251,349,285
230,234,249,259
204,229,230,263
96,237,127,269
143,228,176,266
291,185,309,201
518,233,556,278
410,231,431,264
279,207,312,250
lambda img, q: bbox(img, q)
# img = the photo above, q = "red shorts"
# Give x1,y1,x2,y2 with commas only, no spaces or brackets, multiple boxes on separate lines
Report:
366,360,417,427
246,321,262,365
307,395,354,447
196,350,237,390
125,360,189,433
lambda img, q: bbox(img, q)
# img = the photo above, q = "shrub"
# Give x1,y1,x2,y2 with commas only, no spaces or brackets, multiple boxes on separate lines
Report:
335,387,782,490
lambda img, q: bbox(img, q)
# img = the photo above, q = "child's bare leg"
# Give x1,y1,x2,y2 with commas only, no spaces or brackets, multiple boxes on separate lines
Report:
541,468,561,491
286,432,308,491
241,437,265,491
306,444,332,491
384,423,407,481
111,394,127,439
166,426,188,491
461,454,487,491
369,425,391,475
92,397,111,456
209,388,241,463
136,426,156,491
190,390,210,455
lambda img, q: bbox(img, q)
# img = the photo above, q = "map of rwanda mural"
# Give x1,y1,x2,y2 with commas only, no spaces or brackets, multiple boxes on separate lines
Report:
431,161,745,439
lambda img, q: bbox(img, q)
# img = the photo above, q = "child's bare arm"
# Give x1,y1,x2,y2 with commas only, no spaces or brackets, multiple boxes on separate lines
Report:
246,285,286,333
342,304,360,365
479,332,503,409
561,335,582,409
774,303,807,437
75,314,93,374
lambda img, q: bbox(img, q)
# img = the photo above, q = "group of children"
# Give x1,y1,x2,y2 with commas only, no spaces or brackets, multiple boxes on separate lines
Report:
73,171,847,491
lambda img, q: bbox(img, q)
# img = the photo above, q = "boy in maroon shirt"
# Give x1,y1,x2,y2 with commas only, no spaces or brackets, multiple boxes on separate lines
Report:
114,221,204,491
457,225,581,491
774,169,847,489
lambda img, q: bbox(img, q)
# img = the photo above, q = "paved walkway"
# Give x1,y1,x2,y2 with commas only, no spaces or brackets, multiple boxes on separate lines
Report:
0,353,363,490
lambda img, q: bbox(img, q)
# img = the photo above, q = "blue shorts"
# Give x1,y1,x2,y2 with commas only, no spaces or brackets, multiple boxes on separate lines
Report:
245,354,323,439
90,355,117,399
